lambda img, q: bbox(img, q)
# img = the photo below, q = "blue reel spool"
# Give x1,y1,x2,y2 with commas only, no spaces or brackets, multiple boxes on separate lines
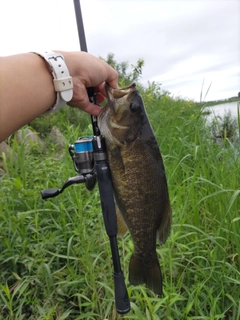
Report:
71,137,94,174
74,137,93,153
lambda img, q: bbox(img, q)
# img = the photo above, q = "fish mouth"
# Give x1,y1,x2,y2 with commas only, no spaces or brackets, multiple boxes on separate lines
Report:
105,82,136,101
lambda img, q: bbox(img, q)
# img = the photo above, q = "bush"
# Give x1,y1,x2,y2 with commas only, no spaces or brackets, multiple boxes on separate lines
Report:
1,55,239,319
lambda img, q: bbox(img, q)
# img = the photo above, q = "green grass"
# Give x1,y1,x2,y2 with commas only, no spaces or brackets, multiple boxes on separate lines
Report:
0,86,239,319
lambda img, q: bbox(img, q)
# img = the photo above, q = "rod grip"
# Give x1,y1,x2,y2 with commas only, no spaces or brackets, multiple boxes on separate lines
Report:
113,272,131,314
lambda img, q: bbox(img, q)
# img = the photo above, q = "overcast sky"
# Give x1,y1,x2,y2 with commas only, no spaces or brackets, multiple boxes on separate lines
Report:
1,0,239,102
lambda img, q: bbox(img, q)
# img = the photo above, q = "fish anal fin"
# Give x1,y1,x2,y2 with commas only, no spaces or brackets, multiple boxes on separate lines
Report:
157,200,172,245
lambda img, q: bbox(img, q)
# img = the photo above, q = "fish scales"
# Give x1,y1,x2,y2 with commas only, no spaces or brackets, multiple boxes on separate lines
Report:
98,83,172,295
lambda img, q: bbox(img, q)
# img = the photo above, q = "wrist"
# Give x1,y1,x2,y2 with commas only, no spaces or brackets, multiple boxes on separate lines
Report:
55,51,82,79
33,51,73,113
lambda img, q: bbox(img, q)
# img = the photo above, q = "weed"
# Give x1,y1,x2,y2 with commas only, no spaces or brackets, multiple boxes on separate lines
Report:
0,78,239,319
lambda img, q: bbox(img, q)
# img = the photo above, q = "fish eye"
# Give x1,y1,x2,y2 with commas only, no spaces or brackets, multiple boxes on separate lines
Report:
130,103,141,113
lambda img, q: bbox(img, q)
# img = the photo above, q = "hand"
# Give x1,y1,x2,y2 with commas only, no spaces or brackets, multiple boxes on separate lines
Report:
59,51,119,116
0,51,118,142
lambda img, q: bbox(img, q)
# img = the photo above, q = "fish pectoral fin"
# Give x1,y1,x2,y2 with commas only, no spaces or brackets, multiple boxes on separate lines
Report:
116,206,128,237
129,253,162,296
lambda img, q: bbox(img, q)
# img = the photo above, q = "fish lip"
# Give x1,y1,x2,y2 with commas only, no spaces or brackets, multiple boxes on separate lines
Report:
105,82,136,101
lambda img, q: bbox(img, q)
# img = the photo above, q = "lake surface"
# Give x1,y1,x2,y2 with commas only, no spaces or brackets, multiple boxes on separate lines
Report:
206,101,239,122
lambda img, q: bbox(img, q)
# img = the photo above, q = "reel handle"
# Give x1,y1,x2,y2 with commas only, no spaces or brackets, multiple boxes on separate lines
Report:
41,188,60,199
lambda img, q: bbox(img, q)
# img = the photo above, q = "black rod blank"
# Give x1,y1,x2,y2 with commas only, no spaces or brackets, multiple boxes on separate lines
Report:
73,0,88,52
72,0,130,314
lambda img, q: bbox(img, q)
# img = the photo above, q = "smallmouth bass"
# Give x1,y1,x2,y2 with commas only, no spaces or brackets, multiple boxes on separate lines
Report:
98,83,172,295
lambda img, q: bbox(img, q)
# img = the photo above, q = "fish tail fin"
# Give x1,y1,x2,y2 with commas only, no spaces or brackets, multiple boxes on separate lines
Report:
129,253,162,296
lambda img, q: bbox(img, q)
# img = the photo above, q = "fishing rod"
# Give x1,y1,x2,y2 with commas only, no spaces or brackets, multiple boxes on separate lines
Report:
73,1,130,313
41,0,130,315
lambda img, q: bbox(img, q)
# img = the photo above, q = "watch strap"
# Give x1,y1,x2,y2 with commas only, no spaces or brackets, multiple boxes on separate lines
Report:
33,51,73,113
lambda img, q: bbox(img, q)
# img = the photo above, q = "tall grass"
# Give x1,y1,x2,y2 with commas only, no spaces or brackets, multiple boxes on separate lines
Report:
0,87,239,319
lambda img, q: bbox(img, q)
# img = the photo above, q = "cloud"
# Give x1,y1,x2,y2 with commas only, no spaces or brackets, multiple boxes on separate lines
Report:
1,0,239,101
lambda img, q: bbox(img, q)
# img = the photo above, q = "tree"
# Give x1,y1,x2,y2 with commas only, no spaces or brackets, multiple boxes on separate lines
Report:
100,53,144,86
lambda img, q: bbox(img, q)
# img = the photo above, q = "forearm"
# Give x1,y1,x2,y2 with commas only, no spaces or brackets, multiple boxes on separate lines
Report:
0,51,118,142
0,53,55,141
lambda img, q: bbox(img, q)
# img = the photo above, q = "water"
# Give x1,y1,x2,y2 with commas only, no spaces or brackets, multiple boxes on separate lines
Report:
205,101,240,144
206,101,239,122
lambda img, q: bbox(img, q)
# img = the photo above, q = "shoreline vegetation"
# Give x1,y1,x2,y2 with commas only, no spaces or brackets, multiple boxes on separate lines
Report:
198,96,240,107
0,55,239,319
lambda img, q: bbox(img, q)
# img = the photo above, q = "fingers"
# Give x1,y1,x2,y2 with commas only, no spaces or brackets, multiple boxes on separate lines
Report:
82,101,102,116
69,100,102,116
68,83,103,116
94,91,105,104
102,61,119,89
95,83,107,98
95,79,119,99
61,51,119,115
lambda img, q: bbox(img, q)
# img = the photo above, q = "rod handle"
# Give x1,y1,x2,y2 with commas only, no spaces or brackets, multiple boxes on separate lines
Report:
113,272,131,314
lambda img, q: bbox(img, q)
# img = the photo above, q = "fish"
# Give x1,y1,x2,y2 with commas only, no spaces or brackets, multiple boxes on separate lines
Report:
97,83,172,295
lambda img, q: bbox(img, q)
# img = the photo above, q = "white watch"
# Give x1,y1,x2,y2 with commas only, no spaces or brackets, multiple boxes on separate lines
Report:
34,51,73,113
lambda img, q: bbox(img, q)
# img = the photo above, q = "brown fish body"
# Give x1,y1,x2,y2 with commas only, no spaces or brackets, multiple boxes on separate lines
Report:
98,84,171,295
